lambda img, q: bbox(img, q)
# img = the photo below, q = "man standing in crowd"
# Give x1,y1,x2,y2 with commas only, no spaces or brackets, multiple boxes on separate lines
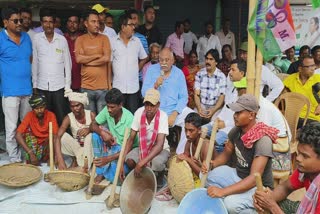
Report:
142,48,193,154
89,88,138,183
92,3,116,39
137,5,162,45
110,13,148,114
32,9,71,125
16,95,58,166
287,45,310,74
165,21,185,68
142,42,161,81
20,8,36,41
216,18,236,58
194,49,226,124
197,21,221,65
182,18,198,63
0,7,33,162
105,13,114,29
55,90,95,170
75,10,111,114
122,89,169,186
64,13,82,92
33,8,63,35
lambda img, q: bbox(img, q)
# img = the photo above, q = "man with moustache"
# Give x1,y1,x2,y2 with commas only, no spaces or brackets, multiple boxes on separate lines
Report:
15,95,58,166
122,89,169,186
32,9,71,125
254,122,320,214
194,49,226,124
0,7,33,162
142,48,193,154
142,42,161,81
55,90,96,170
110,13,148,114
201,94,276,213
20,8,36,41
89,88,138,183
64,13,82,91
75,10,111,114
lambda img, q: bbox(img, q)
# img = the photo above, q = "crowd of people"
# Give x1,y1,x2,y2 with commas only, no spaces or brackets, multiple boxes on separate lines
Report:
1,3,320,213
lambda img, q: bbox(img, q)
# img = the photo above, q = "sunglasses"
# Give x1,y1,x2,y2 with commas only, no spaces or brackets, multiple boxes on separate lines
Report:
9,19,23,24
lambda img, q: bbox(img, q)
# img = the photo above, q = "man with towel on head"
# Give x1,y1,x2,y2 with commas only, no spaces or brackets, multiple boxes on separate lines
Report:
55,90,96,170
15,94,59,166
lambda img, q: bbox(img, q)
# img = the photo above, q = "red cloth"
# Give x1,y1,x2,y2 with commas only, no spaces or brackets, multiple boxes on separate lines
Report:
17,110,59,144
241,122,279,149
64,33,82,90
290,169,320,213
139,110,160,161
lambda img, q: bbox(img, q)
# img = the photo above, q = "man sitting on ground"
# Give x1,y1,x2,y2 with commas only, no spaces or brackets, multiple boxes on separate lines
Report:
122,89,169,187
55,90,96,170
201,94,276,213
254,122,320,214
89,88,138,183
177,112,211,187
15,94,58,165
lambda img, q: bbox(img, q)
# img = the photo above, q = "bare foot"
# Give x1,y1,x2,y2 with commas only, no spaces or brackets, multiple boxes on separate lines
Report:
94,175,104,184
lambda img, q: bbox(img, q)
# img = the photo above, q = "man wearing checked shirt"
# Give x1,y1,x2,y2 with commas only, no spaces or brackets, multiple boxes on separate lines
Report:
194,49,226,124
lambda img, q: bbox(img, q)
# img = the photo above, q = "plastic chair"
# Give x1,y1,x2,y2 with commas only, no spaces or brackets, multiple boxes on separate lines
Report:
276,73,289,81
274,92,311,175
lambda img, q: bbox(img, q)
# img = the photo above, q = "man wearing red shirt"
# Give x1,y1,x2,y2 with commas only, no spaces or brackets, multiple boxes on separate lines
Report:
253,122,320,214
64,13,82,91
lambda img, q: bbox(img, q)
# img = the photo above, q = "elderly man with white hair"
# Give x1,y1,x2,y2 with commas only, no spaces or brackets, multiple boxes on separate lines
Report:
55,90,96,170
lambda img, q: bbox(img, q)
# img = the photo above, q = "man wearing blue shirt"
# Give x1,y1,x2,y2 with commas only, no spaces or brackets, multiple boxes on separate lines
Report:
0,7,32,162
142,48,193,154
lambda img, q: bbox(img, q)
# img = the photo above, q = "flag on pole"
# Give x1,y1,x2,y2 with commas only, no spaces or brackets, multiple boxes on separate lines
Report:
312,0,320,9
248,0,296,61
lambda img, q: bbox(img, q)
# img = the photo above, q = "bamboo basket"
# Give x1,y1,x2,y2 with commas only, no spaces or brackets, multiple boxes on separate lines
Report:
0,163,42,188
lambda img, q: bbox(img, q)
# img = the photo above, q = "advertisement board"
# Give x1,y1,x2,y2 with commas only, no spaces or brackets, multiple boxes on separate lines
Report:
291,5,320,48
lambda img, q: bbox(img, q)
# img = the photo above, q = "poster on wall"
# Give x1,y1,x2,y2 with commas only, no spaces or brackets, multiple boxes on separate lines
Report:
291,5,320,49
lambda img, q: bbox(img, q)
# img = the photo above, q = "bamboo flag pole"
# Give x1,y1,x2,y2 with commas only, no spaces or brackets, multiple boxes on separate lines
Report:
49,122,54,172
194,127,208,160
200,120,219,188
255,50,263,100
246,0,257,96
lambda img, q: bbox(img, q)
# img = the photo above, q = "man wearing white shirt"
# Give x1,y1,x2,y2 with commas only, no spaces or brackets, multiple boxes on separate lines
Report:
183,19,198,57
32,10,72,125
110,13,148,114
238,42,284,102
20,8,36,41
92,4,117,39
216,18,236,59
197,21,221,65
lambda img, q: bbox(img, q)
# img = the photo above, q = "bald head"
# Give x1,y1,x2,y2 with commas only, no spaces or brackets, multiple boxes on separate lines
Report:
159,48,175,73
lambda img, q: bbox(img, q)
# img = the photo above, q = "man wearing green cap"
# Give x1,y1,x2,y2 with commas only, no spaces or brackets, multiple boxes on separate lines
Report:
15,94,59,166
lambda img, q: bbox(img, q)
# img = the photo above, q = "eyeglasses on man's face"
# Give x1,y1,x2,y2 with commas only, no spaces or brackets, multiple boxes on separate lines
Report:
302,64,316,69
9,19,23,24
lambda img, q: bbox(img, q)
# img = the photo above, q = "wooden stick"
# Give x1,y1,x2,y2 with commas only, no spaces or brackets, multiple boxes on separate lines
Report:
107,128,130,209
255,50,263,101
254,173,270,214
86,162,96,199
200,119,219,188
246,0,257,96
49,122,54,172
194,127,208,160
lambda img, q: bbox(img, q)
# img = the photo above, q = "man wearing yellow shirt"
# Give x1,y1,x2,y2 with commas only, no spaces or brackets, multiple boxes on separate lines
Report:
283,55,320,128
